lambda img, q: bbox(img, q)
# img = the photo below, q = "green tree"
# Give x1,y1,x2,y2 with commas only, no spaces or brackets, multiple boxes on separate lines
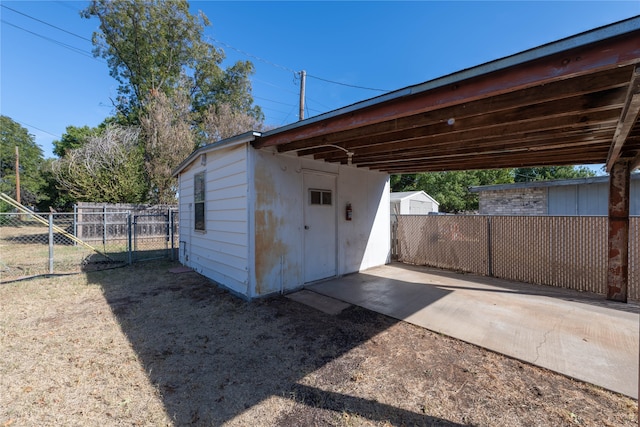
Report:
413,169,514,213
53,125,105,157
52,125,103,158
390,174,417,192
82,0,264,202
0,116,45,209
514,166,595,182
38,158,77,211
82,0,262,126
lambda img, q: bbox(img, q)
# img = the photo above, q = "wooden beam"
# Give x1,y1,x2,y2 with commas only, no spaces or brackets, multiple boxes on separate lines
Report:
606,65,640,171
276,73,631,154
314,109,619,163
374,146,610,173
347,133,613,166
631,151,640,171
256,34,640,149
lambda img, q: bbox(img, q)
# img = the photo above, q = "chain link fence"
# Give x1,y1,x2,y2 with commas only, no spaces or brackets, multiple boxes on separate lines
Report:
0,209,179,283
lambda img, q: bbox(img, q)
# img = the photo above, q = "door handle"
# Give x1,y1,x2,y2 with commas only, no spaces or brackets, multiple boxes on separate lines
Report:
304,225,309,230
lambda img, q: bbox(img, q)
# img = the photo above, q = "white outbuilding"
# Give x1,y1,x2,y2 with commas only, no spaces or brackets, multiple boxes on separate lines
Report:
172,131,390,299
390,191,439,216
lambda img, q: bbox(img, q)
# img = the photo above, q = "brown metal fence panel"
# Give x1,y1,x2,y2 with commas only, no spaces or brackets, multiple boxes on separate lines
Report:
395,215,638,300
491,216,552,285
397,215,489,275
491,216,608,294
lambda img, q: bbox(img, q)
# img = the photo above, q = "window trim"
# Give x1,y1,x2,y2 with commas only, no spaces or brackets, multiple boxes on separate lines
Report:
309,188,332,206
194,171,205,231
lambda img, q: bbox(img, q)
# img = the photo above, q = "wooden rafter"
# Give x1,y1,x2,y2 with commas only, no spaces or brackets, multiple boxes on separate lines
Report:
606,64,640,171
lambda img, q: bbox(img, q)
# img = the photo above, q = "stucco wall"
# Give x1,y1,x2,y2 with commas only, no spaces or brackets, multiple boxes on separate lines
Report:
251,149,390,297
478,187,547,215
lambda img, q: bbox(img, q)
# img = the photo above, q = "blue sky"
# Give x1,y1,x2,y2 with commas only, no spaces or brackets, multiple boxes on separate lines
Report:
2,1,639,173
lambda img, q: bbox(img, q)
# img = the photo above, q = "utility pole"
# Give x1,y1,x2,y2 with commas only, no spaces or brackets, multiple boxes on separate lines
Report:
15,146,20,205
298,70,306,121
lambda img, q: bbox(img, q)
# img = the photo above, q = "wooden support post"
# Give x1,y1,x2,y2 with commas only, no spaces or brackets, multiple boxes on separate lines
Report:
606,159,630,302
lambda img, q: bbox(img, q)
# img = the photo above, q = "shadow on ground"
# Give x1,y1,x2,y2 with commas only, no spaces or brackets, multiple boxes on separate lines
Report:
88,261,462,426
395,262,640,314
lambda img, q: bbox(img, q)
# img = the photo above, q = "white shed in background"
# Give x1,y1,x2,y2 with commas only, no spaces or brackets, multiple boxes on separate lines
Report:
390,191,439,216
173,132,391,299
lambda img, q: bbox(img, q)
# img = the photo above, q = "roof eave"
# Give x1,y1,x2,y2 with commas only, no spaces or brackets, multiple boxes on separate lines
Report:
257,16,640,146
172,131,261,177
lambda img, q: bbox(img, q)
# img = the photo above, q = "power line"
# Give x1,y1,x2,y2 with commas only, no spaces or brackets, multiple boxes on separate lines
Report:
54,1,82,12
207,36,296,74
307,74,389,92
1,20,100,61
209,35,390,93
253,95,296,107
1,4,92,42
13,120,61,140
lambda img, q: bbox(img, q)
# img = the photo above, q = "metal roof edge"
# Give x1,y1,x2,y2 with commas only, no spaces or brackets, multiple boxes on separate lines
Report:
390,190,440,205
172,131,261,177
259,16,640,140
469,173,640,193
390,191,423,201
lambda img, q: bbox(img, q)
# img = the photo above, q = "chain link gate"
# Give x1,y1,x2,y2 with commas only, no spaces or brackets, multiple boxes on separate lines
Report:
131,209,179,262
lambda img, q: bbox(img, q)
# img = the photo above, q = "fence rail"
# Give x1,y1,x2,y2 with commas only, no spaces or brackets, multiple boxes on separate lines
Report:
0,209,179,282
394,215,639,300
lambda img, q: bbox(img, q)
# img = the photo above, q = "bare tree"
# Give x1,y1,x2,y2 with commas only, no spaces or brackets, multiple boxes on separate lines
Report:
140,90,196,204
201,102,267,143
52,126,147,203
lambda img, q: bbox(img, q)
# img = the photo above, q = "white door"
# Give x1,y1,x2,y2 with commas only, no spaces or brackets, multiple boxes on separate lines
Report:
303,172,337,283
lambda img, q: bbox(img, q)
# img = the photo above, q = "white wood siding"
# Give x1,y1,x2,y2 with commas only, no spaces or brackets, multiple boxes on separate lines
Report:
178,144,249,295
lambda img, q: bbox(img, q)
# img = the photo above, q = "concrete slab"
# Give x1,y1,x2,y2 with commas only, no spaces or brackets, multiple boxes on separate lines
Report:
308,262,640,399
168,266,193,274
286,289,352,315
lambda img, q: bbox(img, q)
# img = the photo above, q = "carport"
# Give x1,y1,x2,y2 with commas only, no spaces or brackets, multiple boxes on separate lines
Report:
255,17,640,303
302,263,640,398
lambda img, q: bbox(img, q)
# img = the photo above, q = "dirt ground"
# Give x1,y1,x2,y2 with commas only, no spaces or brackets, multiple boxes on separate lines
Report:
1,260,637,426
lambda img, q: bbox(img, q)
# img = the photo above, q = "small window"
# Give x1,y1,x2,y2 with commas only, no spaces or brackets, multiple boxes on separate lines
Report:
309,189,332,206
194,172,205,231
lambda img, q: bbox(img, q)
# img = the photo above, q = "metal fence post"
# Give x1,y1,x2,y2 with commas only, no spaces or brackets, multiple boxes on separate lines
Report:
165,208,170,256
170,209,175,261
103,205,107,247
127,213,133,265
487,216,493,277
49,214,54,274
73,204,78,246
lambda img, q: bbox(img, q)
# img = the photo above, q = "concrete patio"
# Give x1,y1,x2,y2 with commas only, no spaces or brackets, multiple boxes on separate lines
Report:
302,262,639,399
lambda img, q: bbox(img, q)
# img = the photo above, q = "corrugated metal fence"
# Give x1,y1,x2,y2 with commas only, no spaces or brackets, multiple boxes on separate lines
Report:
394,215,639,300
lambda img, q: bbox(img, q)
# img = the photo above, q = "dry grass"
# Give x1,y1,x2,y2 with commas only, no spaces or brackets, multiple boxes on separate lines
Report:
0,223,164,281
1,260,637,426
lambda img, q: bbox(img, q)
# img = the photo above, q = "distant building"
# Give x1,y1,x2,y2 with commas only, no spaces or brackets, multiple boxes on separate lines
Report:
469,174,640,216
390,191,439,216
